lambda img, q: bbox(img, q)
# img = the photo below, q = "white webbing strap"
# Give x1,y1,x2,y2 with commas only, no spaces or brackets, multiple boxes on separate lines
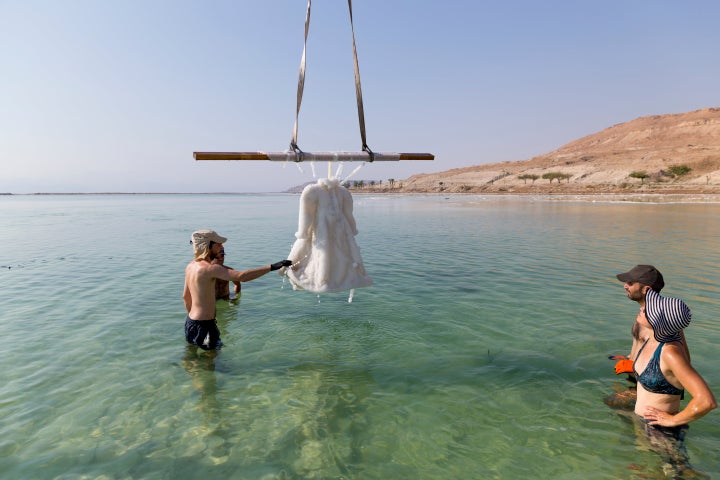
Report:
289,0,374,162
347,0,373,161
290,0,312,160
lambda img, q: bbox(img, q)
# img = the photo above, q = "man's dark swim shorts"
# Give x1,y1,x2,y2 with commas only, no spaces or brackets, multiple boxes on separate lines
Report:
185,317,222,350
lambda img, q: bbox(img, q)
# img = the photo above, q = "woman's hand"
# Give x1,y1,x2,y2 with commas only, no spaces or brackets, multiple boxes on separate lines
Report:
643,406,677,427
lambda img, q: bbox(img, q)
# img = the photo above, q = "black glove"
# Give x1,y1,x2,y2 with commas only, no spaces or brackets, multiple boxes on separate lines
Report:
270,260,292,271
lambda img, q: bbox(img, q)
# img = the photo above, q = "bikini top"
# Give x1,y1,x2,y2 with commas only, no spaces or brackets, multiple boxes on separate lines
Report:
633,340,684,396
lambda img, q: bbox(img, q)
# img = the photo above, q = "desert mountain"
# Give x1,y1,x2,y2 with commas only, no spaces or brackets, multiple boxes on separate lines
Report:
394,107,720,194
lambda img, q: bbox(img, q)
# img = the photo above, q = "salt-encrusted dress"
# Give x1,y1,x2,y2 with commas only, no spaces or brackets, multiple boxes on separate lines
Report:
285,178,372,293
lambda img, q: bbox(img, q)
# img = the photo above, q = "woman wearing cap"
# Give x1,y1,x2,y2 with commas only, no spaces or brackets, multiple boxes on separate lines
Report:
633,288,716,422
622,274,716,473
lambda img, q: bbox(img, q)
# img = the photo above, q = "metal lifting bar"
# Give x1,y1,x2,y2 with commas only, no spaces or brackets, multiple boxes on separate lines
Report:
193,151,434,162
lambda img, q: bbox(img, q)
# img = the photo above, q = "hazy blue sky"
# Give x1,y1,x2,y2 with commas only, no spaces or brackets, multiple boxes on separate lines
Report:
2,1,719,193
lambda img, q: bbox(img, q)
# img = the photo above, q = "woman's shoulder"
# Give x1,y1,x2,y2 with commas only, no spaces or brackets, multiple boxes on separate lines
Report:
661,341,690,365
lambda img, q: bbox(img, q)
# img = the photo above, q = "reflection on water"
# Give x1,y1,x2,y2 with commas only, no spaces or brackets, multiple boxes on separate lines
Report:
180,299,378,478
183,346,220,418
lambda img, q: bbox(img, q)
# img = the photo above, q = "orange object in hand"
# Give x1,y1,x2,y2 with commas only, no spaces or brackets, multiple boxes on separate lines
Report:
614,359,634,375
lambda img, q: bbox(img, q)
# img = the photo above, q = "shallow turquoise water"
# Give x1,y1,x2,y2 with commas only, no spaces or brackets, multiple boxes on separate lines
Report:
1,194,719,479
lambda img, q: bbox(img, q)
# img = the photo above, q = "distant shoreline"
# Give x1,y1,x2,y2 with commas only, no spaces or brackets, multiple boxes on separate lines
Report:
0,192,290,196
352,191,720,203
5,190,720,203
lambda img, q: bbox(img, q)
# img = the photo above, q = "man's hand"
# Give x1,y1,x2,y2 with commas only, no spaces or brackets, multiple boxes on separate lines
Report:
271,260,292,271
614,359,634,375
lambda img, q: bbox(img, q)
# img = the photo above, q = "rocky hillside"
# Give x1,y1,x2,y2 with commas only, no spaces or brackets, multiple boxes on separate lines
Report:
383,107,720,194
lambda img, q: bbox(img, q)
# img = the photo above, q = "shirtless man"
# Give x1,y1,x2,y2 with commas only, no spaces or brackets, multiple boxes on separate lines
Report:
183,229,291,350
616,265,716,474
604,320,650,410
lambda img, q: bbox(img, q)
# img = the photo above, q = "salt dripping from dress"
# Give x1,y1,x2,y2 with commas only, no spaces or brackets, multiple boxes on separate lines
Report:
285,178,372,293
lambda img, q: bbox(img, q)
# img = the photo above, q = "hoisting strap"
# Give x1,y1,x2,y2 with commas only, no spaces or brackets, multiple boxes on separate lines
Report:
290,0,374,162
290,0,311,161
347,0,374,161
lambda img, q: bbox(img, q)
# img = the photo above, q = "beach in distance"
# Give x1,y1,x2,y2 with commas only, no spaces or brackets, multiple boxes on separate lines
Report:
7,190,720,205
1,193,719,479
350,190,720,204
